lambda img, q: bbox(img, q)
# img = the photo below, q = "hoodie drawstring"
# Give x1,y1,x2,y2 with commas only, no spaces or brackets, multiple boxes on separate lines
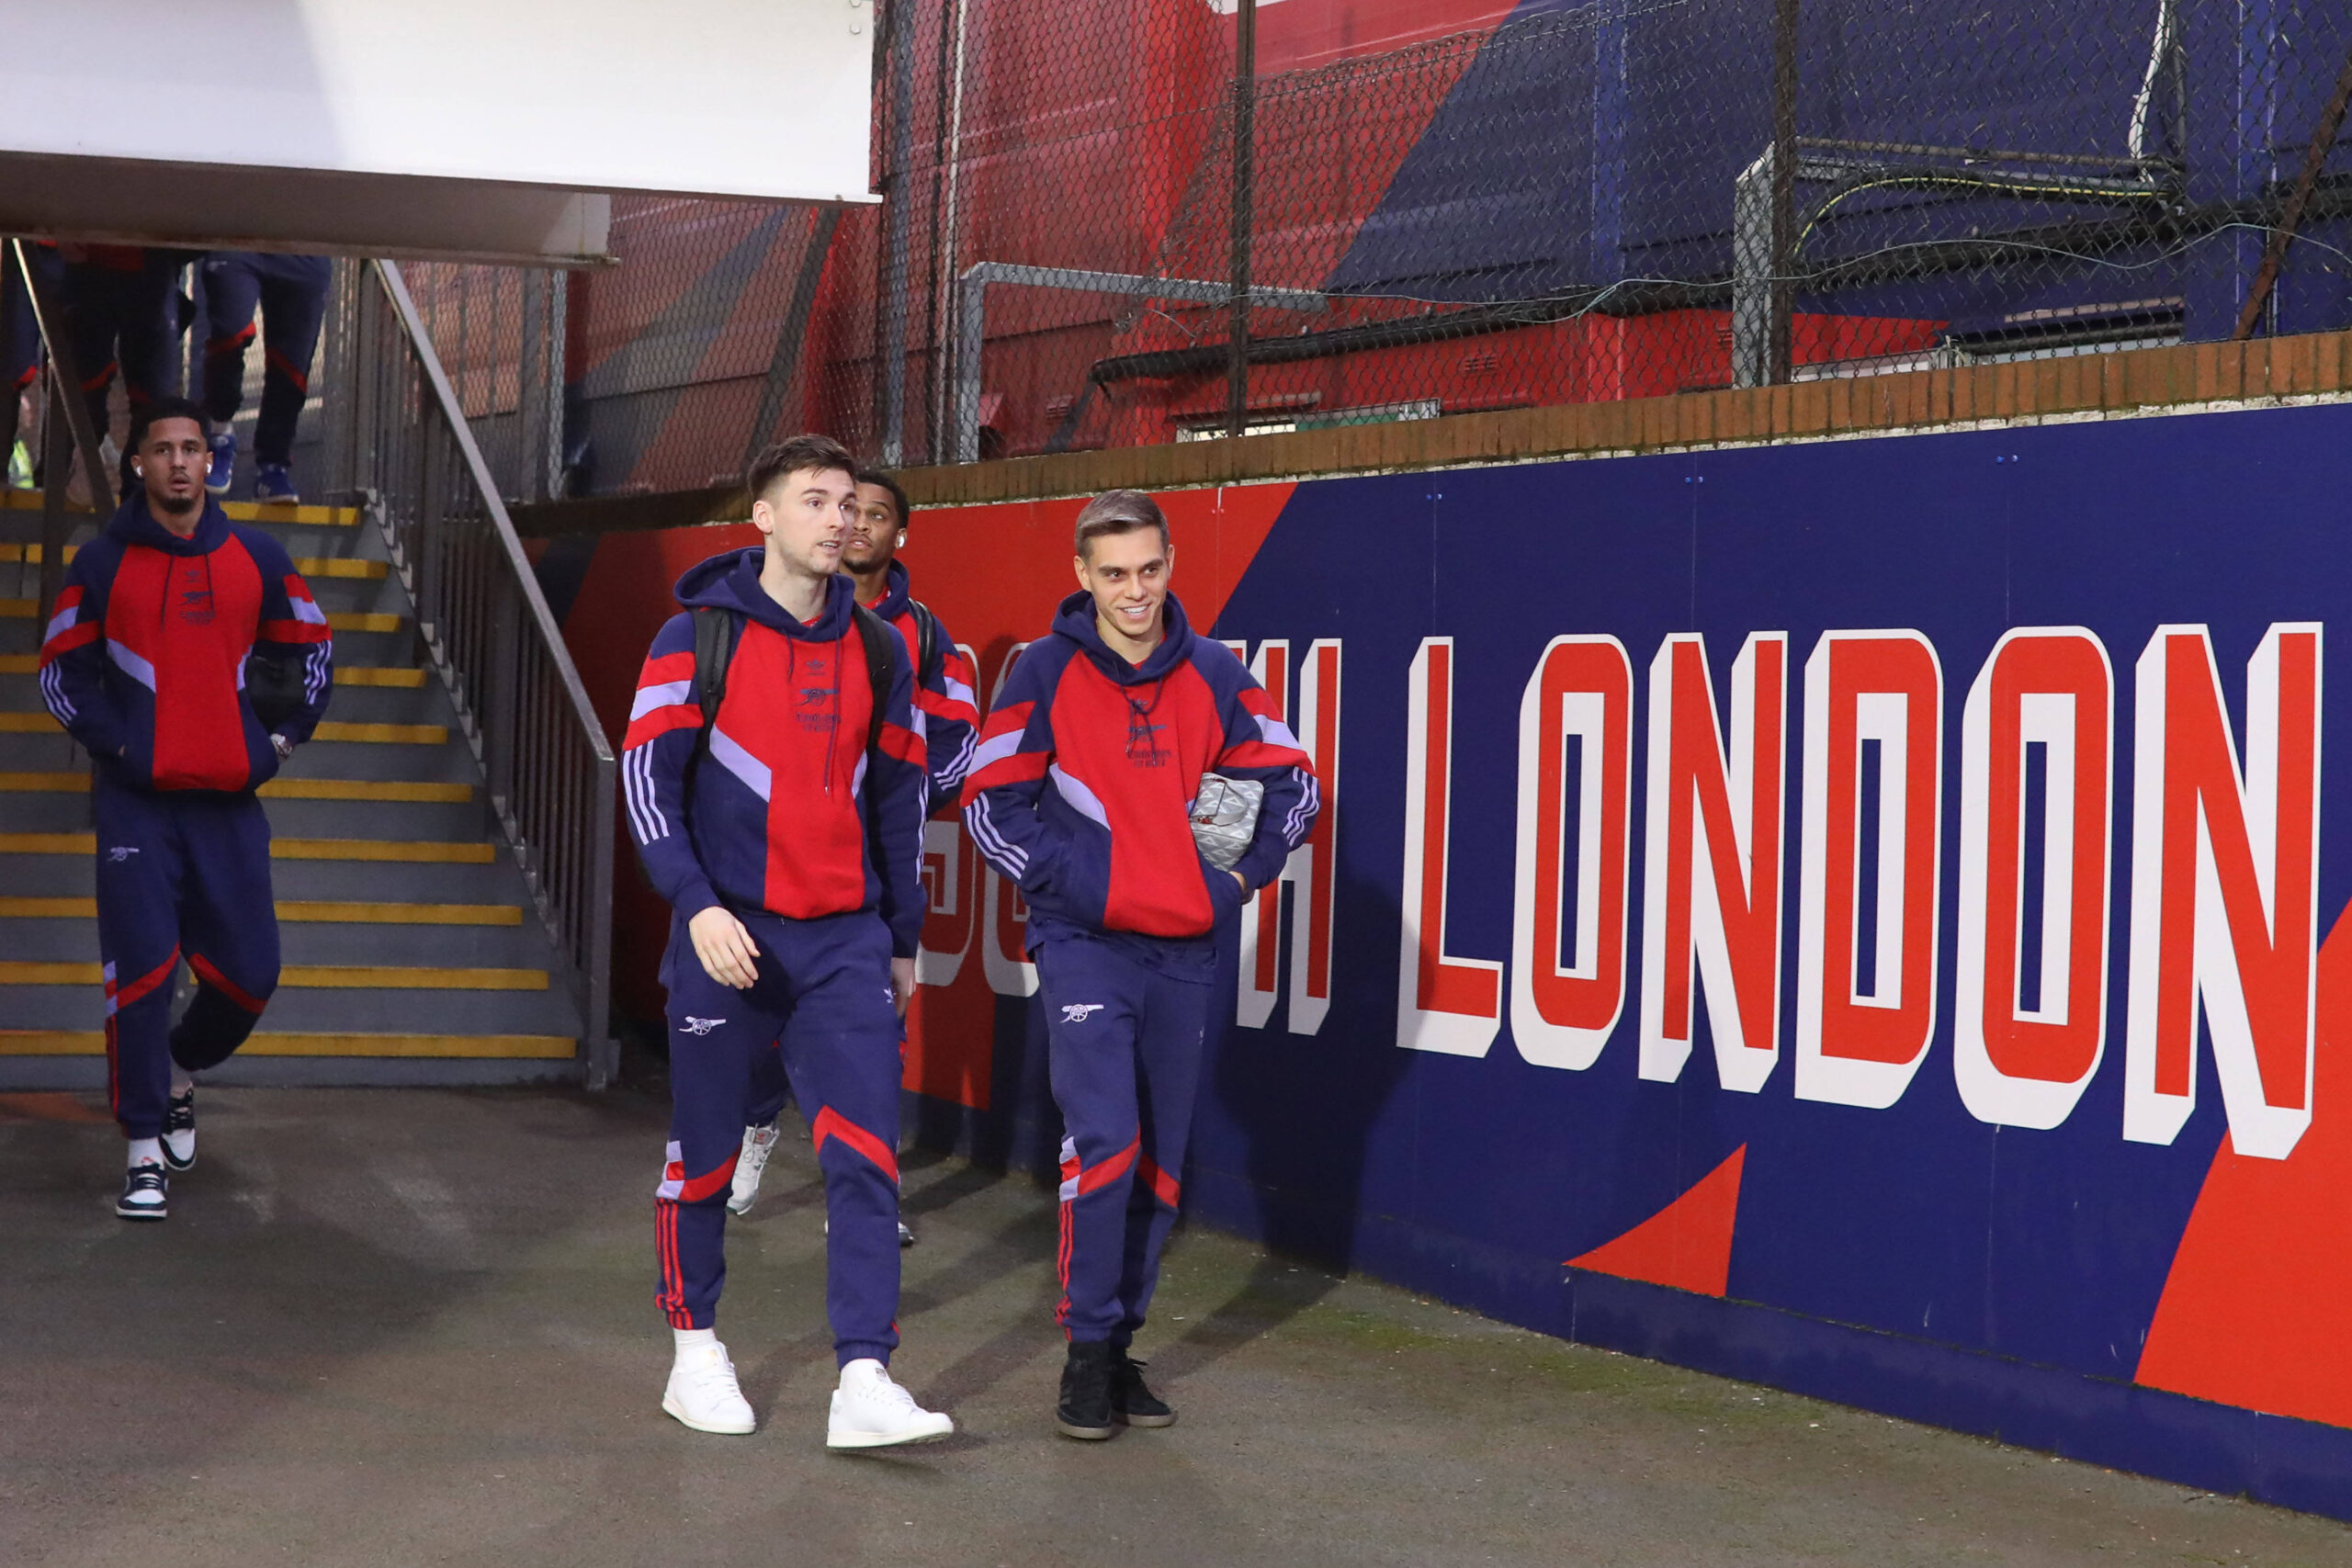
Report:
1124,677,1168,763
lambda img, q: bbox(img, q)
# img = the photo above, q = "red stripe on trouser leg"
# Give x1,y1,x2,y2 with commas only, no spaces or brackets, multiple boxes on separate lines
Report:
656,1200,693,1327
206,325,257,358
265,346,311,394
114,948,181,1013
810,1106,899,1184
1138,1153,1181,1209
187,953,266,1014
1074,1136,1139,1197
1056,1144,1080,1334
674,1151,740,1204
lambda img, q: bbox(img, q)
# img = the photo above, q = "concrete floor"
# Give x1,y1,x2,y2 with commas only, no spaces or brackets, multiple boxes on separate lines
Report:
3,1087,2348,1568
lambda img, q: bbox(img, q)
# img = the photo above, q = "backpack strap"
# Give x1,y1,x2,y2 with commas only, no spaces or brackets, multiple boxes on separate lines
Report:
691,606,735,738
906,598,944,692
850,603,899,781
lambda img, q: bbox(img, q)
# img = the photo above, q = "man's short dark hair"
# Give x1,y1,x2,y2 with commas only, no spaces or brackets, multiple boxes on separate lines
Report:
854,467,911,528
1074,489,1170,559
746,434,856,503
129,397,210,452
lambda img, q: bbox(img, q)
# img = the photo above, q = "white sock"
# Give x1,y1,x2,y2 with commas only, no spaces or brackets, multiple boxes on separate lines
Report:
127,1137,164,1168
673,1327,718,1359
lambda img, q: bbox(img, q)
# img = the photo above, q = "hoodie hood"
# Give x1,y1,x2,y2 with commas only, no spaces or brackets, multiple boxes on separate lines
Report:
673,547,857,640
1050,589,1195,686
859,558,913,619
106,491,230,557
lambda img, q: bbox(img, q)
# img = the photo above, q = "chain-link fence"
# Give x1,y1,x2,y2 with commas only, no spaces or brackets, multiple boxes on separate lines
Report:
407,0,2352,498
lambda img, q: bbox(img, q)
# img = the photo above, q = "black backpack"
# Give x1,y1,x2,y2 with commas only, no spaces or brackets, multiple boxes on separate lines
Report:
686,603,900,778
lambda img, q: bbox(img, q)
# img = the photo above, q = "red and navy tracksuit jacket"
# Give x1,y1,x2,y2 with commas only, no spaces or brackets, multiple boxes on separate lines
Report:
960,590,1320,1346
861,559,979,817
622,549,926,956
958,589,1319,969
40,494,333,788
623,550,927,1357
38,493,334,1139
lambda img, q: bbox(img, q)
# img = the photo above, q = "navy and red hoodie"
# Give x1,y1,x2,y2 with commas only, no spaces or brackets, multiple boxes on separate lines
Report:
623,549,928,958
39,492,333,793
860,558,980,816
959,591,1319,973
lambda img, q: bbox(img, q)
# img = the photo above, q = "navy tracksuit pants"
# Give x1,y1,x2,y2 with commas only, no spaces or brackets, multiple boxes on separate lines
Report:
1037,933,1213,1347
94,779,280,1140
201,253,331,468
656,908,905,1366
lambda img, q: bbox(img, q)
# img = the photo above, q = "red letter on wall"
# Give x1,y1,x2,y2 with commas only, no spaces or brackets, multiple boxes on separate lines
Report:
1793,630,1944,1109
1953,629,2114,1130
1235,639,1342,1035
1396,637,1503,1056
1510,636,1634,1070
1639,633,1788,1091
2124,625,2323,1160
979,642,1038,999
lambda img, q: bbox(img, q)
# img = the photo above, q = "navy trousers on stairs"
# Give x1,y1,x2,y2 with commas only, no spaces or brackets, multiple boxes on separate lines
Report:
94,777,279,1139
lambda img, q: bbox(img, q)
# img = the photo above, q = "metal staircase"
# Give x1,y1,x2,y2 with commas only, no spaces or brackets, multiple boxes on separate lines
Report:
0,259,615,1088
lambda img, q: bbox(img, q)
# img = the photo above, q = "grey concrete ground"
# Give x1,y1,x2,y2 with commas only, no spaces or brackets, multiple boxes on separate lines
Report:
2,1087,2346,1568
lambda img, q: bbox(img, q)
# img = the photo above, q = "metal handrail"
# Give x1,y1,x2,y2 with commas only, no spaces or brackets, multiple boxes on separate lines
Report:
339,259,617,1086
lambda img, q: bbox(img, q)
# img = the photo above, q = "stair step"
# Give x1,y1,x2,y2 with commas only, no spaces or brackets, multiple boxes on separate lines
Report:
337,667,426,688
2,832,496,866
311,721,447,745
0,491,358,526
0,657,420,684
0,1031,573,1058
0,961,548,990
0,897,520,925
0,773,473,802
0,543,384,580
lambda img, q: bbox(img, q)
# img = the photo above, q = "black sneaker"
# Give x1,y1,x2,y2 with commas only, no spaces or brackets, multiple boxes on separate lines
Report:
161,1087,197,1172
117,1162,168,1221
1110,1348,1175,1427
1056,1340,1115,1440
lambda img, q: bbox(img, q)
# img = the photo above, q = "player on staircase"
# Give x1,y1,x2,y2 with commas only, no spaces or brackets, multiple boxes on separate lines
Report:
36,397,334,1220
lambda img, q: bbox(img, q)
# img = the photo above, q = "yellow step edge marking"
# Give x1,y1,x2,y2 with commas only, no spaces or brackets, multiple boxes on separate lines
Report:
0,658,420,686
0,772,86,792
4,705,435,738
272,837,495,863
0,1031,573,1059
0,546,381,579
312,721,447,745
326,611,404,634
263,778,473,803
335,667,427,688
0,491,355,526
0,897,520,926
0,962,548,990
0,833,495,863
0,774,471,801
0,598,33,618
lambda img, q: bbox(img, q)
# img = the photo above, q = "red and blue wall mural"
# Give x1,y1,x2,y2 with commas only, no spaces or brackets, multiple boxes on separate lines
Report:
551,398,2352,1516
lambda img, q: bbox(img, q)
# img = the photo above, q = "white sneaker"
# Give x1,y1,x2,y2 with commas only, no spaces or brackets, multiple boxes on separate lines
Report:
662,1340,756,1435
727,1123,782,1215
827,1358,954,1450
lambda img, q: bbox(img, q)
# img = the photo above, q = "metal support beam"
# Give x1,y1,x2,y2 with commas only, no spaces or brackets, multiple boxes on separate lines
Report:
954,262,1326,462
1227,0,1258,438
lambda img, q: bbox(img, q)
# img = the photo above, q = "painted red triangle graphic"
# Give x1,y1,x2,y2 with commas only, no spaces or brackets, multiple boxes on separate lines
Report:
1566,1145,1746,1298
